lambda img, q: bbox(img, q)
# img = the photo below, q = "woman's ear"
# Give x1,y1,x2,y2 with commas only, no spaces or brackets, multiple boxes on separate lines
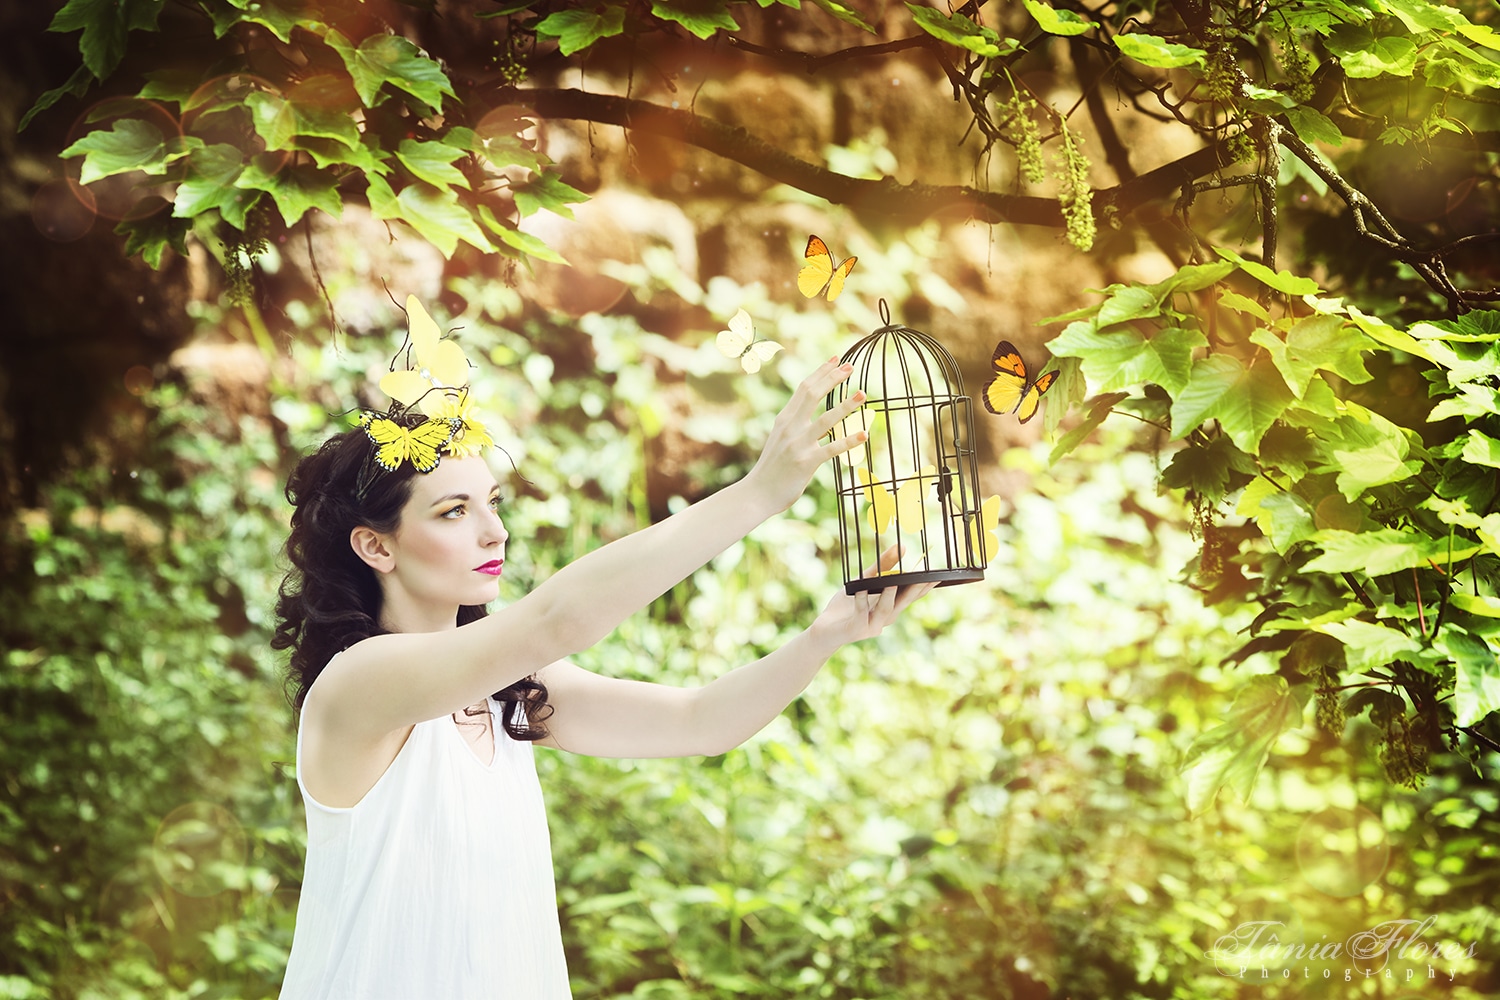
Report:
350,525,395,574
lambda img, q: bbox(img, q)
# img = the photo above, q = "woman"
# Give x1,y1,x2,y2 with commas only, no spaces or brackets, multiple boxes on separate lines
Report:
273,353,932,999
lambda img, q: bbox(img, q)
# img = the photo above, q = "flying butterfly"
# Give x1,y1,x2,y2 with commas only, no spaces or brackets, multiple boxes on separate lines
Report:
797,235,857,302
361,415,460,473
716,308,784,374
982,341,1058,423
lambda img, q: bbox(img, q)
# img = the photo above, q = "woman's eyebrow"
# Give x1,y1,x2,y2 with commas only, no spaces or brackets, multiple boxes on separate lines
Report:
429,485,501,506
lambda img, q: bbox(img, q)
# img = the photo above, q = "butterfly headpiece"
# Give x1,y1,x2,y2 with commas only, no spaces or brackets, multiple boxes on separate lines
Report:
354,295,495,490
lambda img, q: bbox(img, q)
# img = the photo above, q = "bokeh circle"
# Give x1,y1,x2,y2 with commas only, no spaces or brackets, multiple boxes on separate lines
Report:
152,802,247,897
1296,805,1389,898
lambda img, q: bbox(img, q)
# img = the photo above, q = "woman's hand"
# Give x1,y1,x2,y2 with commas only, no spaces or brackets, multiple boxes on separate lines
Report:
809,545,938,649
744,358,867,514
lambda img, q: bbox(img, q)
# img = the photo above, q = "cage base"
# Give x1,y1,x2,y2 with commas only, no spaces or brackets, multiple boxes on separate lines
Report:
843,568,985,595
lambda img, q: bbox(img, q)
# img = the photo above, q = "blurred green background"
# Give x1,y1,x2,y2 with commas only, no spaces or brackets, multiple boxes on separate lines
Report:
4,1,1500,998
5,255,1496,998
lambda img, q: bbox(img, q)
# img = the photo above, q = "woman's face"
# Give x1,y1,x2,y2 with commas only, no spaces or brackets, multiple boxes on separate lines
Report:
378,456,508,627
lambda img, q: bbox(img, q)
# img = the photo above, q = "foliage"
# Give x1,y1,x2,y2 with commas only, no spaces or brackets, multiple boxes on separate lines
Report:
13,0,1500,994
32,1,1500,306
1044,253,1500,805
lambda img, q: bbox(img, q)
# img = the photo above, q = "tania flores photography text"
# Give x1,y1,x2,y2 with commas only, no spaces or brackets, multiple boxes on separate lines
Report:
1212,918,1481,983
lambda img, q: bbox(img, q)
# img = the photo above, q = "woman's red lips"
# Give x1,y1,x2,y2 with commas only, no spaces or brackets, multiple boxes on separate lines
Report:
475,560,504,576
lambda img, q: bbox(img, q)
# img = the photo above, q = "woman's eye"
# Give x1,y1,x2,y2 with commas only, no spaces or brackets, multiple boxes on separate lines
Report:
443,505,464,518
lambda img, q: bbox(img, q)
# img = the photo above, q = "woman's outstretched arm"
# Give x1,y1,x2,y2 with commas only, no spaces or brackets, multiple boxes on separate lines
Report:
535,548,937,758
314,359,867,737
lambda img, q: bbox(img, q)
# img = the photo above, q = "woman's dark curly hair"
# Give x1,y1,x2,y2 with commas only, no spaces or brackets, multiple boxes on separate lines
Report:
271,425,550,740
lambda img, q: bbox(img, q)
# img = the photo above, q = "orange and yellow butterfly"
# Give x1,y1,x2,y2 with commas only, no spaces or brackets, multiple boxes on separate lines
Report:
716,308,783,373
360,415,459,473
797,235,857,302
982,341,1057,423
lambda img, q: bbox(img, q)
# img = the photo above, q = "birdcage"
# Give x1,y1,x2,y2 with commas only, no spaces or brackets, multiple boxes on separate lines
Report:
827,301,987,595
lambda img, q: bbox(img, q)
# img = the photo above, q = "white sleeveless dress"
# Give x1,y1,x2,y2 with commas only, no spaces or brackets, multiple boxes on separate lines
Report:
279,691,571,999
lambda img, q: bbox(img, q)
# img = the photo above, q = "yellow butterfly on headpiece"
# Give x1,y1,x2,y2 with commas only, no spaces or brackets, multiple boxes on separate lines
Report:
982,340,1057,424
379,296,473,415
427,392,493,459
716,308,784,374
798,235,857,302
360,415,460,473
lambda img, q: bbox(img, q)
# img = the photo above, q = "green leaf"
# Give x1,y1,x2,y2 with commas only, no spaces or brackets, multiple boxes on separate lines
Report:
325,30,456,109
1411,309,1500,343
906,4,1007,58
1451,594,1500,619
1447,631,1500,727
1314,620,1421,672
1096,285,1160,327
1114,33,1207,69
173,143,250,225
808,0,874,32
493,225,570,265
219,0,305,43
1250,314,1373,399
1020,0,1092,36
1180,676,1302,816
1347,305,1461,371
365,172,400,220
1429,385,1500,422
650,0,739,40
50,0,165,80
396,139,470,190
294,136,390,176
478,204,568,264
393,183,492,258
474,131,546,173
1460,430,1500,469
1214,247,1321,296
1146,261,1236,299
1304,528,1482,575
235,156,343,227
115,199,190,268
1237,478,1316,553
1050,392,1129,463
284,76,361,149
1328,28,1418,78
19,63,94,133
1381,0,1467,34
1285,106,1343,146
534,6,628,55
60,118,169,184
1049,322,1205,394
1171,354,1295,454
244,91,296,151
1160,436,1249,497
513,170,589,219
1218,290,1270,322
1323,403,1423,500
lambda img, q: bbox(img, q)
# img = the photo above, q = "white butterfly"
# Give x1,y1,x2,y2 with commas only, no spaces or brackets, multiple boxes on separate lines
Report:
716,309,783,374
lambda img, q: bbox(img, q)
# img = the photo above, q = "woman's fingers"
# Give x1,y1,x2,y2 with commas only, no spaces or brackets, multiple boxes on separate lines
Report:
788,358,852,422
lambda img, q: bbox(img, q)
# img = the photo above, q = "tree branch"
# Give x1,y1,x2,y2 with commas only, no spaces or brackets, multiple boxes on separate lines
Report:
1278,125,1496,311
491,86,1236,228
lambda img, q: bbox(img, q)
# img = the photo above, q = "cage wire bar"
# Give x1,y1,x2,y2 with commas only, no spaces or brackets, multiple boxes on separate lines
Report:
827,300,987,595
